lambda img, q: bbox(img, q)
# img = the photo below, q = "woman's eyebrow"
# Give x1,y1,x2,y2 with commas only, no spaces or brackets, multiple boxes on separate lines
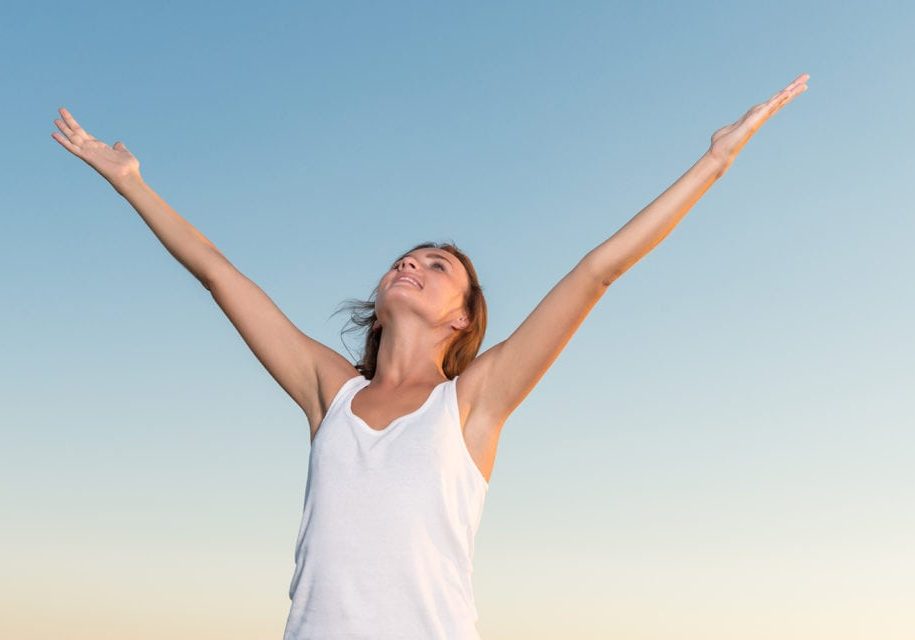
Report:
421,252,455,266
401,251,455,268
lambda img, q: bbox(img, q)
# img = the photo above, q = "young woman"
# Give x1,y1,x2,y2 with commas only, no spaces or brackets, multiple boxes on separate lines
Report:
51,72,809,639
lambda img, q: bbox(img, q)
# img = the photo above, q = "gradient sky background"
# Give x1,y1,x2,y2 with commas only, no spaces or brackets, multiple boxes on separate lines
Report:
3,1,914,638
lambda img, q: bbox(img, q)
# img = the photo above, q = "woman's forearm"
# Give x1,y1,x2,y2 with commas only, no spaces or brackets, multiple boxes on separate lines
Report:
583,151,726,287
114,173,228,290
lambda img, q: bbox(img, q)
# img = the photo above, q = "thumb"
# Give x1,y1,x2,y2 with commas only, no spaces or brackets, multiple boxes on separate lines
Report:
113,141,128,151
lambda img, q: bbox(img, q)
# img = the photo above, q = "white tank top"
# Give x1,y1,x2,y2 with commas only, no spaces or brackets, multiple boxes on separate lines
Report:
283,373,490,640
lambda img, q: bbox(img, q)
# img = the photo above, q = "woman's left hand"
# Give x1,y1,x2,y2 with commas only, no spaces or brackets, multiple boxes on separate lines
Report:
708,73,809,175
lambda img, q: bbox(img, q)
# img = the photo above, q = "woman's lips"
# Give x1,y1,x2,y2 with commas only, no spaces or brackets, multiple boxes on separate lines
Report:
393,276,422,288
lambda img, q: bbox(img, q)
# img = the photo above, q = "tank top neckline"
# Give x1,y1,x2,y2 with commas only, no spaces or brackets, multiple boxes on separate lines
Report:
345,374,457,436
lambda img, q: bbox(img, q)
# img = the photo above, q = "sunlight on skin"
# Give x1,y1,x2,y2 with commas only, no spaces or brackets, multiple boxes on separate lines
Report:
709,73,810,175
51,107,141,191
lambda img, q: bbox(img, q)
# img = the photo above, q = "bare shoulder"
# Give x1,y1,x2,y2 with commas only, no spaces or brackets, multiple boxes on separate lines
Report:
306,347,360,442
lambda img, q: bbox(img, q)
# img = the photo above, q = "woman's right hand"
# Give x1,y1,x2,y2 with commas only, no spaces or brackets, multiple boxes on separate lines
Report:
706,73,809,176
51,107,142,192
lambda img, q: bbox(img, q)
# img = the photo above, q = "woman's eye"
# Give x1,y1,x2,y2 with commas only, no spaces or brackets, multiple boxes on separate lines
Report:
433,262,446,271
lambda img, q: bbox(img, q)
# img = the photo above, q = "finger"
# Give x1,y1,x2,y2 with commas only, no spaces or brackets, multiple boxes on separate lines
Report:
765,78,806,113
54,117,74,138
776,73,810,100
765,74,808,106
780,73,809,95
59,107,94,140
763,83,806,120
51,131,83,156
777,80,808,108
761,93,791,120
741,76,808,132
778,84,807,111
765,84,794,107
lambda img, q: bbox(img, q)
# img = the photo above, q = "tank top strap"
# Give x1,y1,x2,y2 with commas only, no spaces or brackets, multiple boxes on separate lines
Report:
313,374,364,441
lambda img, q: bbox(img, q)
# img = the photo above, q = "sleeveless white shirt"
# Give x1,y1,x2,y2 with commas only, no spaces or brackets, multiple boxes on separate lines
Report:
283,374,490,640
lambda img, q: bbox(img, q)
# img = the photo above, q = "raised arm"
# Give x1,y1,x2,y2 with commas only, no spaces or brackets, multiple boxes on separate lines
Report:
462,74,810,426
51,108,354,430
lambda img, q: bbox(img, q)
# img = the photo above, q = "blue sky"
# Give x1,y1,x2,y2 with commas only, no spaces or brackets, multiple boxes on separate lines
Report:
3,1,914,638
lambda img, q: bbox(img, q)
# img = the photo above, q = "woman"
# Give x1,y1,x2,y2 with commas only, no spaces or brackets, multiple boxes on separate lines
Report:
51,72,809,639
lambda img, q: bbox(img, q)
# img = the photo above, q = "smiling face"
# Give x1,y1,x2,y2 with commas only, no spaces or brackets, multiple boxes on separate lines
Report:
374,248,471,333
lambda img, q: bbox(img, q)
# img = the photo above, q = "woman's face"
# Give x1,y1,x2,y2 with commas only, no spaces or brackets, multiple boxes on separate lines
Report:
375,249,470,332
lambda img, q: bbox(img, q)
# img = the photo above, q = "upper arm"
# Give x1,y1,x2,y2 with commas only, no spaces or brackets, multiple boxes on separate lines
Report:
464,259,608,424
206,261,356,426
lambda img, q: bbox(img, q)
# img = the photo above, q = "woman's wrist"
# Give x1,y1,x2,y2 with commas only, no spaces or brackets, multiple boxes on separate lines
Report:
112,171,146,197
700,149,729,180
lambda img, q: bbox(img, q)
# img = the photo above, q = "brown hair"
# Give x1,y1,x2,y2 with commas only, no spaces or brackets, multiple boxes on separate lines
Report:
332,241,487,380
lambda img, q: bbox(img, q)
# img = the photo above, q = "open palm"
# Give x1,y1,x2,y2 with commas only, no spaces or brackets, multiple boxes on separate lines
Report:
51,107,141,188
709,73,809,174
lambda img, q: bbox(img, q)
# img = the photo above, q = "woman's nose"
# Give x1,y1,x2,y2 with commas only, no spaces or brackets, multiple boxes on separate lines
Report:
398,257,418,270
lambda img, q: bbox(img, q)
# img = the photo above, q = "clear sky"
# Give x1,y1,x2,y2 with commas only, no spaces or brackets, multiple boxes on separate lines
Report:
3,1,914,638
